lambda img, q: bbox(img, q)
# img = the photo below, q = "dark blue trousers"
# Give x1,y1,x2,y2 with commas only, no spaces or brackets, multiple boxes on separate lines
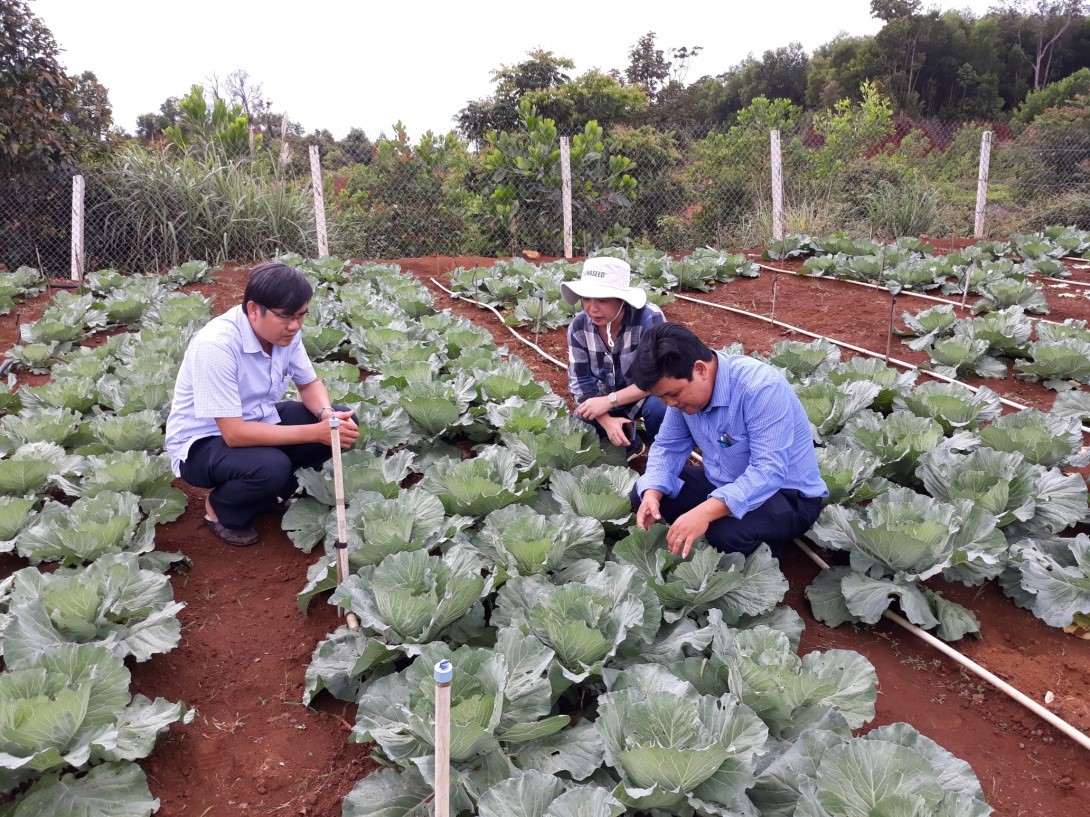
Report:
629,463,824,556
179,401,344,530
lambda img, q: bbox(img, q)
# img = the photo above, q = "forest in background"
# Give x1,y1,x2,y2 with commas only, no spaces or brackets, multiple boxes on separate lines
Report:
3,0,1090,272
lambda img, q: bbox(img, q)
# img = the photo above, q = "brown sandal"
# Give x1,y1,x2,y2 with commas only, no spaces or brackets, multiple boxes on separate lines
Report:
203,517,259,547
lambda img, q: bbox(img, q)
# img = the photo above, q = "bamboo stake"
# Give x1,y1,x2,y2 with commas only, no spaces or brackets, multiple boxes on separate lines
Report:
328,417,359,630
434,659,453,817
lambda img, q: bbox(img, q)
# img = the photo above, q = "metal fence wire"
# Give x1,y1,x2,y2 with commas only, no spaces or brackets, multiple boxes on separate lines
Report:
2,118,1089,277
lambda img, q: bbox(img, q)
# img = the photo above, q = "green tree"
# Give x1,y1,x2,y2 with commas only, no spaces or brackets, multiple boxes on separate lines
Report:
481,102,636,254
687,96,804,245
136,97,181,143
719,43,810,114
456,50,574,143
805,34,885,108
162,85,256,160
606,125,685,248
993,0,1090,89
1013,65,1090,120
333,124,478,257
0,0,78,175
524,69,648,132
812,80,895,178
626,32,671,101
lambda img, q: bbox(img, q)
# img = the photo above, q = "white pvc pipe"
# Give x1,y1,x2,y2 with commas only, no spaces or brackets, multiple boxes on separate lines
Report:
309,145,329,258
794,538,1090,753
757,261,1074,329
428,277,567,368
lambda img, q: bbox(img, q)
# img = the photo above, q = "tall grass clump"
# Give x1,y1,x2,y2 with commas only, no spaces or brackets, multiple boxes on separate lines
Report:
89,144,318,272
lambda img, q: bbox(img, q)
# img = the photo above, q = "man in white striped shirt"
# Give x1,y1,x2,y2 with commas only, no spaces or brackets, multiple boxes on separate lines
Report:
631,323,827,558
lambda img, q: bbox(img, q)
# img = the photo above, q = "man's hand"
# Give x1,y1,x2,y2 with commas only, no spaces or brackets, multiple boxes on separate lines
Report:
665,509,711,558
573,395,613,422
322,411,359,449
598,414,633,447
665,499,730,558
636,489,663,531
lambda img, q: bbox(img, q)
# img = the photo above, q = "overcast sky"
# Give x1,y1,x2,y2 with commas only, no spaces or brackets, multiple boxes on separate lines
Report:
32,0,996,140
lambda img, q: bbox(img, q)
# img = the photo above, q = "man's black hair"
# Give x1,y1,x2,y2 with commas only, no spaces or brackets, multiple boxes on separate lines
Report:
631,322,715,390
242,262,313,313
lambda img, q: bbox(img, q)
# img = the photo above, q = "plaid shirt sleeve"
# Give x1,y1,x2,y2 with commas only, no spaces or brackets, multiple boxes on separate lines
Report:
567,312,607,404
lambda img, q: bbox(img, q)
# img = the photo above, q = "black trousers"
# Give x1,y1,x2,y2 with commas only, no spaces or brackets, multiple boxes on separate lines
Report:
179,401,341,530
630,463,824,556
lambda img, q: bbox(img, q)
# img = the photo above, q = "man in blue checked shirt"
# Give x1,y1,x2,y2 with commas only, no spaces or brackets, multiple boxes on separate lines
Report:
630,323,827,558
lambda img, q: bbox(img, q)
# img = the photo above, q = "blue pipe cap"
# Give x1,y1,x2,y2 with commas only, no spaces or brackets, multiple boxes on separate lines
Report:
434,659,454,683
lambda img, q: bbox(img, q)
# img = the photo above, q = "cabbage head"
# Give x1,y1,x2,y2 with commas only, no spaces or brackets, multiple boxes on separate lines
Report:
597,663,768,812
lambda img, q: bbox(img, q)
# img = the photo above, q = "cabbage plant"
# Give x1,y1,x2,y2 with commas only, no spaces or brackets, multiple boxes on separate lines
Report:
0,553,183,663
795,380,882,441
548,464,637,528
0,408,91,453
711,626,878,735
330,544,492,654
750,723,991,817
0,643,192,796
1001,534,1090,627
353,633,570,770
978,408,1089,468
473,504,606,582
500,415,609,476
815,445,893,506
596,663,768,813
835,411,950,483
493,566,661,686
16,491,155,567
921,335,1007,379
824,357,917,414
767,338,841,382
807,487,1010,638
896,305,958,351
0,441,83,497
81,409,165,454
612,526,786,624
420,446,541,517
1014,338,1090,389
72,450,186,523
896,381,1002,434
918,446,1088,534
972,276,1049,315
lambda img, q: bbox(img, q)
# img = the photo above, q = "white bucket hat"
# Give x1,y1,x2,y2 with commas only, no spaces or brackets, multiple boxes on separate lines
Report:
560,257,648,309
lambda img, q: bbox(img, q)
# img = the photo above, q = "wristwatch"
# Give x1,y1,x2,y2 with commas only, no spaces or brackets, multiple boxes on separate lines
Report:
608,392,617,405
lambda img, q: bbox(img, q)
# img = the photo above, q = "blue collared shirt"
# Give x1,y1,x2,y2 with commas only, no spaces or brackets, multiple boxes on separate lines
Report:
636,351,827,518
165,305,317,475
567,301,664,418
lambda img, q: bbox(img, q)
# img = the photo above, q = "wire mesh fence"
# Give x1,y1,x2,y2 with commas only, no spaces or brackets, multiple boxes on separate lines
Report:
3,117,1089,278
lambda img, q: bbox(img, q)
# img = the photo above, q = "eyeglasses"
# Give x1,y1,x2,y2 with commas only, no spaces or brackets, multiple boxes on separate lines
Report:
262,306,309,325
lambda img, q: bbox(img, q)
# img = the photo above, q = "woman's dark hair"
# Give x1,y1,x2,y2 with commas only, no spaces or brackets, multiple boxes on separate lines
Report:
631,323,715,390
242,262,313,313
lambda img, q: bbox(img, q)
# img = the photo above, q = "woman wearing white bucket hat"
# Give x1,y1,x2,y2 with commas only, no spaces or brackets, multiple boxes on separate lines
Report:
561,257,667,460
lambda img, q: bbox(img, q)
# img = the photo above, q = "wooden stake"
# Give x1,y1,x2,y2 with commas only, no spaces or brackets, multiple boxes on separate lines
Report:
329,417,359,630
434,659,453,817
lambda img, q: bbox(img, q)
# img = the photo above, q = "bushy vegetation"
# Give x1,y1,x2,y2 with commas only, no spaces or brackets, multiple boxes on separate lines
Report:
3,1,1090,272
